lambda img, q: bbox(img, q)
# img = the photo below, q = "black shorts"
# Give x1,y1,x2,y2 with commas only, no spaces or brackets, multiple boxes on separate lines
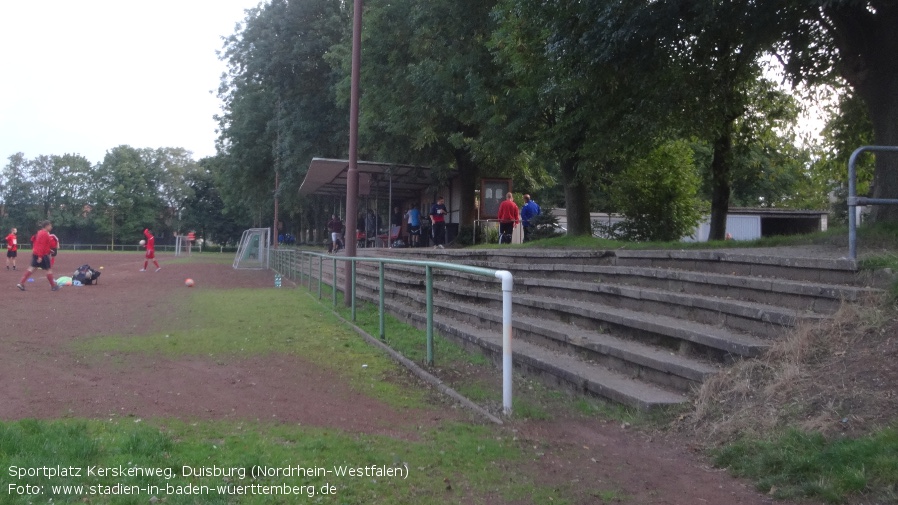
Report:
30,254,51,270
409,226,421,235
6,250,16,258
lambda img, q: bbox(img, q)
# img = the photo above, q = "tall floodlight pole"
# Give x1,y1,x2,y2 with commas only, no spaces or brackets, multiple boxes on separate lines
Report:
344,0,363,306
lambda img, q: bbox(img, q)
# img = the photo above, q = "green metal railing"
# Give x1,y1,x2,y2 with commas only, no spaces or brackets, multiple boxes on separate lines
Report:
270,248,514,416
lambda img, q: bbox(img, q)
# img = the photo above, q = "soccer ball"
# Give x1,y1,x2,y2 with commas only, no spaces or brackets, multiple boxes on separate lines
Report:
139,239,146,246
185,278,195,287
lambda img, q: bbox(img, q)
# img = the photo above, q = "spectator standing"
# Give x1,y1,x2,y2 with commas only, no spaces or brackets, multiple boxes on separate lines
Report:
5,227,17,270
429,196,448,249
520,194,542,242
327,214,344,253
16,220,58,291
391,206,403,228
365,209,380,245
497,192,520,244
405,204,421,247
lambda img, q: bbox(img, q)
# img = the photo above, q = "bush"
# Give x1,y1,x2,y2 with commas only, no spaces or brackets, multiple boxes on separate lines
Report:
608,140,707,242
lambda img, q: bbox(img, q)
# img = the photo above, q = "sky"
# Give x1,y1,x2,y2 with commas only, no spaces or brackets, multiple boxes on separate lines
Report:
0,0,263,166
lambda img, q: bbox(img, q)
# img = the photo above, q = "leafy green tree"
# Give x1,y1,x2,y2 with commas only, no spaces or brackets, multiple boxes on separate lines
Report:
48,153,96,242
335,0,506,226
1,153,37,232
93,145,164,245
182,156,248,247
608,140,706,242
775,1,898,223
149,147,201,235
217,0,348,233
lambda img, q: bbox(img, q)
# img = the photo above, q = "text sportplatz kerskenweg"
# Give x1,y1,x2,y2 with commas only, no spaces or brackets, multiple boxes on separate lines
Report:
6,463,409,498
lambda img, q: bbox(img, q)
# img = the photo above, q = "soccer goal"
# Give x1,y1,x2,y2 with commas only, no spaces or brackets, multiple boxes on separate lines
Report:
233,228,271,270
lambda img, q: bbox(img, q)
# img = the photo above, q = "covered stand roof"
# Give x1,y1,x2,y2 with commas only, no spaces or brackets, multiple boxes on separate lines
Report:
299,158,452,201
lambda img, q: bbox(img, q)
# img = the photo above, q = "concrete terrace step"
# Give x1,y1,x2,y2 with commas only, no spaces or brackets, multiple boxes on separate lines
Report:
450,261,879,314
351,275,723,392
443,301,721,393
351,263,824,339
367,293,689,410
372,247,891,288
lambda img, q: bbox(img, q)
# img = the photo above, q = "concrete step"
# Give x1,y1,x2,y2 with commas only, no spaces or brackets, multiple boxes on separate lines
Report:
366,292,689,410
351,263,824,339
367,247,893,288
447,261,880,314
351,275,763,392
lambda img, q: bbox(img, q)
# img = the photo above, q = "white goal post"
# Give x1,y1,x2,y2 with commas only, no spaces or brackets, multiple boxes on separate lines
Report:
233,228,271,270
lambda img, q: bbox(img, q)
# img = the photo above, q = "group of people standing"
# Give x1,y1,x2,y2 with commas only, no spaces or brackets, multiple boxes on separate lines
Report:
497,192,542,244
324,196,447,252
323,192,541,251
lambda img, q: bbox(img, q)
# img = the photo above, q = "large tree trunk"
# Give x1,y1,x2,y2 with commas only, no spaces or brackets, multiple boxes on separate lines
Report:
708,126,733,241
559,157,592,236
827,4,898,223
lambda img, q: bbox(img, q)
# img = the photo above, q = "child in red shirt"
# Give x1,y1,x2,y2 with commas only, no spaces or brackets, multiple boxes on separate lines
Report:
5,227,17,270
140,228,161,272
17,221,59,291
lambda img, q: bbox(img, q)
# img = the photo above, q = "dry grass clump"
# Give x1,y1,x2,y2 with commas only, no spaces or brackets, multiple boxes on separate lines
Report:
685,296,898,442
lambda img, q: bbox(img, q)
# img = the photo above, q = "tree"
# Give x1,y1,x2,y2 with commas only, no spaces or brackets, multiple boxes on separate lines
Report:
1,153,36,232
608,140,706,242
217,0,348,234
150,147,201,235
182,156,248,247
48,153,96,243
93,145,164,245
776,1,898,222
335,0,506,227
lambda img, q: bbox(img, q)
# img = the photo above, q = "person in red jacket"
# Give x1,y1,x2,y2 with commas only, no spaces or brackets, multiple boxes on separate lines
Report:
497,192,520,244
140,228,161,272
49,233,59,267
5,227,17,270
17,221,58,291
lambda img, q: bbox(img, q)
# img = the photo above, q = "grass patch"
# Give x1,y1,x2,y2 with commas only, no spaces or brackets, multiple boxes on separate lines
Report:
0,418,576,504
77,289,428,409
713,428,898,503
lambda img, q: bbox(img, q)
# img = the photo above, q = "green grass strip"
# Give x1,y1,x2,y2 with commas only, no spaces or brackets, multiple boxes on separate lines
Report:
0,418,585,504
713,428,898,503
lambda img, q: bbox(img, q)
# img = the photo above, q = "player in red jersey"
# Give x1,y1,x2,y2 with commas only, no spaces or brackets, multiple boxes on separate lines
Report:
140,228,161,272
5,227,17,270
49,233,59,267
17,221,58,291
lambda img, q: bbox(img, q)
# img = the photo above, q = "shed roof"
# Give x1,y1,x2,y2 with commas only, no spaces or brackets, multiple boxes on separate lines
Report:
299,158,452,201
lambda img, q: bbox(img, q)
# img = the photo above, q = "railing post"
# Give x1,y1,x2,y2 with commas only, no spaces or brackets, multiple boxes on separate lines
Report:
318,255,323,299
351,261,357,321
379,263,386,340
332,257,338,307
495,270,514,417
426,265,434,366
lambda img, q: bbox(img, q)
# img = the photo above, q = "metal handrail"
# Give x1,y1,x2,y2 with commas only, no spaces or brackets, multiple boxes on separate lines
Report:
848,146,898,259
273,249,514,416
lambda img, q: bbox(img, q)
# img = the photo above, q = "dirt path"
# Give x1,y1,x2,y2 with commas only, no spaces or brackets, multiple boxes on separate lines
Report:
0,252,780,504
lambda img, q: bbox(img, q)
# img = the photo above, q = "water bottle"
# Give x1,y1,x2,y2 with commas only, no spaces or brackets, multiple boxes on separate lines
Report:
274,274,282,288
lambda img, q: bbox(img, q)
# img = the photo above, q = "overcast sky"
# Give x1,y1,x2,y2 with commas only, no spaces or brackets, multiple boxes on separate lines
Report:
0,0,263,166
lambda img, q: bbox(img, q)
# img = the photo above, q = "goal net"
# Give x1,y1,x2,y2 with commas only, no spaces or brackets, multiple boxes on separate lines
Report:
233,228,271,270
